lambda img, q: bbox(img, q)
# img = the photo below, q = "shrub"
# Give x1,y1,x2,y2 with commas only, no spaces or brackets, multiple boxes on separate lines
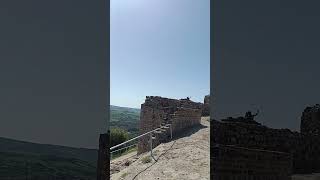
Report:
120,172,128,178
110,127,129,147
141,156,152,164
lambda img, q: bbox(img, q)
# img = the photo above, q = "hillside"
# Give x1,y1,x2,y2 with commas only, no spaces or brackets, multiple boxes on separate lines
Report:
0,105,140,179
111,117,210,180
110,105,140,137
0,137,97,179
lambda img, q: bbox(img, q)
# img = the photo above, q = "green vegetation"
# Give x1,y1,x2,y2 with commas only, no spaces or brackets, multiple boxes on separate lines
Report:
0,137,97,165
111,146,137,160
110,127,129,147
0,105,140,179
121,172,129,178
0,152,96,179
141,156,152,164
0,137,97,179
110,127,138,160
110,105,140,160
110,105,140,138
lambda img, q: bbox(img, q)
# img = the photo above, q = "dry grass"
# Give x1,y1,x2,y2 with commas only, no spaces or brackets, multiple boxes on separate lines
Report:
120,172,128,178
141,156,152,164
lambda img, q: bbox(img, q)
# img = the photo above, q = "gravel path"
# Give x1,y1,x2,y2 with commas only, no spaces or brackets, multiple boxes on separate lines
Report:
111,117,210,180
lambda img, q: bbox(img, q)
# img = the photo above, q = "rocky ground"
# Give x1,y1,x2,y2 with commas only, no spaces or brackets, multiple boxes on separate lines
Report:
110,117,210,180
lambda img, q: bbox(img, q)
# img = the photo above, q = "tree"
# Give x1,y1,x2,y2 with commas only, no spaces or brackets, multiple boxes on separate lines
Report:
110,127,129,147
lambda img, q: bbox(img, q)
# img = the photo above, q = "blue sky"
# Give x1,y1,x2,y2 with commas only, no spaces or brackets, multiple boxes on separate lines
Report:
111,0,210,108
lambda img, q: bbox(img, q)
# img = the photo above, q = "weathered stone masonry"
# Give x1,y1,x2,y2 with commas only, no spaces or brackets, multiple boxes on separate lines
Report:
137,96,203,154
301,104,320,135
212,144,292,180
212,104,320,176
202,95,210,116
96,132,109,180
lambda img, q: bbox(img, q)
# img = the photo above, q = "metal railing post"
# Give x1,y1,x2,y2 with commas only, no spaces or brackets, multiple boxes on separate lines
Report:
110,125,171,161
150,133,153,158
110,127,163,151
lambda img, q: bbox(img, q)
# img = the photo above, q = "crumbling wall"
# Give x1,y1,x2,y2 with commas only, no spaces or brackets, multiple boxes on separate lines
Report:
202,95,210,116
137,96,202,154
301,104,320,135
211,144,292,180
212,105,320,174
97,133,109,180
171,107,202,135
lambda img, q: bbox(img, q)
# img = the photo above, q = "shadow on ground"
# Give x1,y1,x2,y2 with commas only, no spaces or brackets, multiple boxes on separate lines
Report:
171,123,208,141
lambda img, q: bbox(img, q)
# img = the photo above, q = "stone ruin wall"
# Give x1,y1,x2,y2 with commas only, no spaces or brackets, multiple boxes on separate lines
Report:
96,133,109,180
301,104,320,135
211,144,292,180
212,104,320,174
137,96,203,154
202,95,210,116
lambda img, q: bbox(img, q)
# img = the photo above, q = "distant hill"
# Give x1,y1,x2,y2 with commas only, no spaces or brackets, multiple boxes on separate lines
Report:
110,105,140,114
110,105,140,138
0,137,97,179
0,105,140,179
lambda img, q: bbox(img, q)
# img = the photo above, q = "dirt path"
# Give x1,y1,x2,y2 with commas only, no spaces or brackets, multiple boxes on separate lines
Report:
111,117,210,180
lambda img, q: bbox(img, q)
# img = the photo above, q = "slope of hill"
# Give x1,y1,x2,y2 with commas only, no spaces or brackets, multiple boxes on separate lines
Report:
0,137,97,179
110,105,140,137
111,117,210,180
0,137,97,164
0,106,140,179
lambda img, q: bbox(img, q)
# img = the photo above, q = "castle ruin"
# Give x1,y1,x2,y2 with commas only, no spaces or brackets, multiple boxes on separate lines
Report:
202,95,210,116
212,104,320,179
137,96,203,154
212,144,292,180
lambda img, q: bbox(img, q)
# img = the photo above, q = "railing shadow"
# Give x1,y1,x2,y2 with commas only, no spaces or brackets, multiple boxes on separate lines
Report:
170,123,208,141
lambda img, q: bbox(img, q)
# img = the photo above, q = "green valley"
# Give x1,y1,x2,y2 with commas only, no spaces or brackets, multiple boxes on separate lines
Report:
110,105,140,138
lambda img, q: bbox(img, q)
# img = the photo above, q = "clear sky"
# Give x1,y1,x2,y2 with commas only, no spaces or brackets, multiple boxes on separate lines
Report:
110,0,210,108
0,1,107,149
213,0,320,131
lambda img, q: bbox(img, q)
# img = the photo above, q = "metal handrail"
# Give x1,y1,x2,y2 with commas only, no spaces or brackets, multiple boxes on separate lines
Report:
111,143,137,154
110,127,162,151
110,123,172,153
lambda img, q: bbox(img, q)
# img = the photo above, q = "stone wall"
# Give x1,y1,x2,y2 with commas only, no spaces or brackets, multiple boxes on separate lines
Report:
301,104,320,135
212,105,320,174
96,132,109,180
211,144,292,180
137,96,202,154
202,95,210,116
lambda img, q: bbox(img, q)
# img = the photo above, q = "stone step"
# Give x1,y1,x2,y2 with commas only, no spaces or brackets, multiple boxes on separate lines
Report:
154,130,162,134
